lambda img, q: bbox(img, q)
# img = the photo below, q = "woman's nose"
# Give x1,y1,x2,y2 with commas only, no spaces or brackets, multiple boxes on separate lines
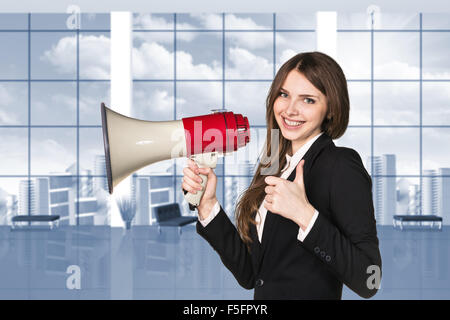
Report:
285,99,300,116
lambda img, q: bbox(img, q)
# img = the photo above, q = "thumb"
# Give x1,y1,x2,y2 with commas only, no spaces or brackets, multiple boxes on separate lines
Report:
294,160,305,186
199,167,215,179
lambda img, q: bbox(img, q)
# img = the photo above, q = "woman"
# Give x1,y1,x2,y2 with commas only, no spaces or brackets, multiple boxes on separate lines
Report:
182,51,382,300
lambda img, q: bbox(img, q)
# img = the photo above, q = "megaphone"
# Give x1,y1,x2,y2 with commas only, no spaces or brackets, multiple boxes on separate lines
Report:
101,103,250,209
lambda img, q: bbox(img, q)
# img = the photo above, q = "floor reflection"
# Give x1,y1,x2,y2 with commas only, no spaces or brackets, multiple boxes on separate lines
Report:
0,226,448,300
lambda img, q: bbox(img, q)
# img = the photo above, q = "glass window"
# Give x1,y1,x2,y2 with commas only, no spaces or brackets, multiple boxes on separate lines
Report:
176,32,222,79
177,13,222,30
374,32,419,80
0,82,28,125
333,127,372,175
30,128,76,175
347,82,371,126
31,32,77,79
276,13,315,30
0,177,21,225
373,13,419,30
80,13,110,30
337,32,371,80
80,81,110,126
133,13,174,30
79,128,103,173
422,82,450,125
225,127,263,175
0,128,28,175
225,13,273,30
176,81,222,118
374,128,420,175
30,82,77,125
396,177,421,215
0,32,28,79
225,81,270,126
133,82,174,121
422,13,450,29
374,82,420,125
275,32,315,71
225,32,273,80
0,13,28,29
423,128,450,172
422,32,450,80
338,12,372,30
31,13,74,30
224,176,254,218
79,32,110,80
133,32,174,79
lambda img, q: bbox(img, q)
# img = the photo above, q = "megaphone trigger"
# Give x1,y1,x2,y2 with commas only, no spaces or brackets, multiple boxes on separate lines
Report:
183,152,218,210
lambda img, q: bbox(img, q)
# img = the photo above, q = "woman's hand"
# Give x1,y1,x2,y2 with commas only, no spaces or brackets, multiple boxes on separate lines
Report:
263,159,316,231
181,158,218,220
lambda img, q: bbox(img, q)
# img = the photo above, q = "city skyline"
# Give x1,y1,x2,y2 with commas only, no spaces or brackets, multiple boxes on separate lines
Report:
1,149,449,226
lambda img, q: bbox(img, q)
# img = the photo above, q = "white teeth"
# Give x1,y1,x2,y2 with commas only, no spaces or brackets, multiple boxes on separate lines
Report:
284,118,304,126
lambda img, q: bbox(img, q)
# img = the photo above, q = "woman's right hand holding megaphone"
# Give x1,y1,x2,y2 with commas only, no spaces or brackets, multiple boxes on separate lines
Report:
182,158,218,220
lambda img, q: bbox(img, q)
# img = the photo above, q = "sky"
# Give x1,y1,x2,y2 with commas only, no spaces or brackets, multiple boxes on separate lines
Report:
0,12,450,196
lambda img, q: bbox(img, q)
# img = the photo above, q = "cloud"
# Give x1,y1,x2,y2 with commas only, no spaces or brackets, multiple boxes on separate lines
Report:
226,47,273,78
374,60,420,79
132,41,223,79
41,34,110,79
135,13,276,50
226,14,267,29
373,83,420,125
190,13,222,29
132,42,174,79
133,85,176,120
133,13,175,30
278,49,298,67
133,13,198,43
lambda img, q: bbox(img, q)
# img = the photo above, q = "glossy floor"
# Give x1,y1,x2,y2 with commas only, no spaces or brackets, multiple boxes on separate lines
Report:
0,225,448,300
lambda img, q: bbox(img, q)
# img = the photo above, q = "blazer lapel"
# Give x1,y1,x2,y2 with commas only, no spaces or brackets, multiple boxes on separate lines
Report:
255,133,333,272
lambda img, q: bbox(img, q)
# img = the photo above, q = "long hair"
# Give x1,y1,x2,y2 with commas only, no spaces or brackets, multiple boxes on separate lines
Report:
235,51,350,248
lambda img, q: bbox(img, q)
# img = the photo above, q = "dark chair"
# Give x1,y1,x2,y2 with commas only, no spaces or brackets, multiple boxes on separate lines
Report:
154,203,197,234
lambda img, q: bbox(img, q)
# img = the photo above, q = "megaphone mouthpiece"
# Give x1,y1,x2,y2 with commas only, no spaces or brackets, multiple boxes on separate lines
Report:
101,103,113,194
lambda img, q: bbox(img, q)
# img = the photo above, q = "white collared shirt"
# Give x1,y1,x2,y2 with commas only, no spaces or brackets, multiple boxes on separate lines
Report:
199,131,323,243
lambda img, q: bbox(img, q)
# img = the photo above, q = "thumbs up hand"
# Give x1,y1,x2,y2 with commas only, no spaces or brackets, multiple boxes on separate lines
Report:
263,159,316,231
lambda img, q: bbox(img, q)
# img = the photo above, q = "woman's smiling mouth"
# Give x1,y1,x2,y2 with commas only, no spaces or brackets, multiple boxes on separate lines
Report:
281,116,305,129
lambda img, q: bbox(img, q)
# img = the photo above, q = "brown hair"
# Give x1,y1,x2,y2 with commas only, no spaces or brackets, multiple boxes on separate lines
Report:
235,51,349,248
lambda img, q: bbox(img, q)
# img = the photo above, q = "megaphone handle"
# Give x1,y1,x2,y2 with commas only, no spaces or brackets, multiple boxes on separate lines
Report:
184,170,208,208
183,152,218,210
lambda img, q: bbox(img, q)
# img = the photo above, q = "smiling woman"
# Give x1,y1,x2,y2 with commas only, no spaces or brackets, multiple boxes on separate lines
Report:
184,51,382,300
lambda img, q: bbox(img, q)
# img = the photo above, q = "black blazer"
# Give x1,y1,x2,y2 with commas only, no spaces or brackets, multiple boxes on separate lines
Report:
196,133,382,300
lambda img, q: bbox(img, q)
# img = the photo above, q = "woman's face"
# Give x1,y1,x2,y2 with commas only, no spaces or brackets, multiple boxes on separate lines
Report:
273,69,328,154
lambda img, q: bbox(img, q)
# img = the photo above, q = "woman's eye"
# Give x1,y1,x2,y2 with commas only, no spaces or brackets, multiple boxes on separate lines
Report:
304,98,315,104
279,92,288,98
